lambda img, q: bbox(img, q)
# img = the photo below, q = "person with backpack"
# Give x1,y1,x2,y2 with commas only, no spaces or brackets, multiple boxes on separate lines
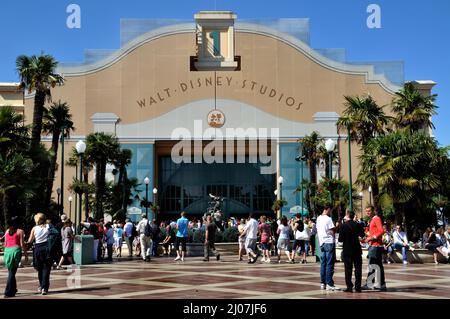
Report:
46,219,62,270
137,214,152,262
3,216,26,298
26,213,53,296
291,213,309,264
81,217,100,262
150,219,161,257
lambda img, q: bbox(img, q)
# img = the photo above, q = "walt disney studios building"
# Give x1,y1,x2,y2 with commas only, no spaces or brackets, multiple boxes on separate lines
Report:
0,11,436,221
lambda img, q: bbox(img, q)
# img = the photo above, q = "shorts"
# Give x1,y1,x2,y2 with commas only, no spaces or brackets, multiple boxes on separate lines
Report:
260,242,270,250
175,236,187,252
277,238,292,252
293,239,305,252
238,237,246,250
245,238,257,254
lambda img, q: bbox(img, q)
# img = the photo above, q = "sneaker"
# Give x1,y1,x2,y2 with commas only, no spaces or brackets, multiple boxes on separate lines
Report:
387,261,392,264
174,256,181,261
403,261,408,265
37,287,42,294
203,258,209,262
320,284,326,290
41,290,48,296
434,261,439,265
249,258,257,264
265,258,271,263
302,260,306,264
361,284,374,290
326,285,340,291
181,257,184,262
343,288,353,293
261,257,266,262
216,254,220,261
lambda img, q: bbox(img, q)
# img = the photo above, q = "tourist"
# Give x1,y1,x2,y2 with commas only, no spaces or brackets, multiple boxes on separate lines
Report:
57,219,74,269
162,222,175,256
277,216,293,263
382,224,394,264
203,215,220,261
291,214,304,263
362,206,387,291
3,217,26,298
174,211,189,262
237,218,247,261
338,210,365,293
422,227,432,248
123,219,134,257
436,228,450,261
240,213,259,264
317,204,339,291
114,222,124,257
104,222,114,262
271,217,280,257
80,217,100,262
392,224,409,265
258,215,272,263
151,219,161,257
137,214,151,262
26,213,52,295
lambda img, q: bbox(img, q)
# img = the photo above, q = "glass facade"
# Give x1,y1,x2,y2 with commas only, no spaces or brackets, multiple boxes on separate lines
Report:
158,156,276,217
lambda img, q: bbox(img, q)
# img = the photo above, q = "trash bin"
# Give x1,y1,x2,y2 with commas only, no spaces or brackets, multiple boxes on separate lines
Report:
73,235,94,265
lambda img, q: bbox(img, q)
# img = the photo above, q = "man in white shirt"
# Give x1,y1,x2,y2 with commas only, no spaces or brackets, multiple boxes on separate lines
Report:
392,224,409,264
240,213,260,264
137,214,151,262
316,205,339,291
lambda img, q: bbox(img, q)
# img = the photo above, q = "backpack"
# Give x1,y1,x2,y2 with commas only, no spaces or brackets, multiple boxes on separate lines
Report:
144,220,152,237
47,225,61,259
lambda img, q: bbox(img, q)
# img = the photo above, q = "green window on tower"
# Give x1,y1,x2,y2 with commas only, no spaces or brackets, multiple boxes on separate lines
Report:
209,31,221,56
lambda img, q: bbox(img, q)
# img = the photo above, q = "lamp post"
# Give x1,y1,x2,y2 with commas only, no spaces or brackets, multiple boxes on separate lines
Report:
60,125,66,215
68,195,73,218
278,176,284,218
368,186,373,206
144,177,150,218
75,140,86,234
325,139,337,207
153,187,158,220
295,154,306,214
347,129,353,212
57,188,61,206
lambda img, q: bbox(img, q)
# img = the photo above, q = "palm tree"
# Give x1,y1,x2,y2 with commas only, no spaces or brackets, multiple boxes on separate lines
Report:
392,82,438,132
42,101,75,208
85,132,121,220
111,149,133,214
367,129,446,231
300,131,323,185
0,106,29,157
16,54,64,152
336,95,391,208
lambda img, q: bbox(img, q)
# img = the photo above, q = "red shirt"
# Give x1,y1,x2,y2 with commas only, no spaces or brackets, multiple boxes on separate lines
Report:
369,215,384,247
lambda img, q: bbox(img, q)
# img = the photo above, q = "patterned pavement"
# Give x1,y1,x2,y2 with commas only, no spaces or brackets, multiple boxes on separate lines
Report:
1,256,449,299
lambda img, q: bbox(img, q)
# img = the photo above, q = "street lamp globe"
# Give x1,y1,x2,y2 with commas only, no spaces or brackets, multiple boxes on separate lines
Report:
325,138,336,152
68,195,73,202
75,140,86,154
274,189,279,196
368,186,372,193
144,177,150,185
358,192,363,198
57,188,61,195
278,176,284,185
153,188,158,194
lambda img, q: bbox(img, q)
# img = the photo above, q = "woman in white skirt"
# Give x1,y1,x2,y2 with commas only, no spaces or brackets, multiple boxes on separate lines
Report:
277,216,293,263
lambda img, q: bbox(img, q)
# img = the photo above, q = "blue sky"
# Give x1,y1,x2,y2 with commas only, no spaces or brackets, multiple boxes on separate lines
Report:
1,0,449,146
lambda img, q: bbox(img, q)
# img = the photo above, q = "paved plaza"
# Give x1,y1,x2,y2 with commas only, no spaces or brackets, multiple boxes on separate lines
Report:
1,256,449,299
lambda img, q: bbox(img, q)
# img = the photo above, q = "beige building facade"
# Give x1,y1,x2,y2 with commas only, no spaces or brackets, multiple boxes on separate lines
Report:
16,11,434,221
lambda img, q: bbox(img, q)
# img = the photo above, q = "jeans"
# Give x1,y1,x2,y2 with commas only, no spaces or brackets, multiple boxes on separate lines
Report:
343,255,362,290
107,244,113,261
5,267,18,297
34,243,52,292
152,239,159,257
320,243,336,286
367,246,386,287
204,240,217,259
393,243,408,262
93,239,99,262
125,236,133,256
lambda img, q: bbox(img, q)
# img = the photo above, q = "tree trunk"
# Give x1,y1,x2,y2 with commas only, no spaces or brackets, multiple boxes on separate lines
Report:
84,171,89,221
121,168,128,213
45,129,61,207
30,90,46,152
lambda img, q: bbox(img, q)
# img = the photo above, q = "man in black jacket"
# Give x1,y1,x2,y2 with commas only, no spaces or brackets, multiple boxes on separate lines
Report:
338,209,365,293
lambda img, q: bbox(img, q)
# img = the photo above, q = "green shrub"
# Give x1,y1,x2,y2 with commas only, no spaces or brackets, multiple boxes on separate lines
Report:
193,229,205,243
223,227,239,242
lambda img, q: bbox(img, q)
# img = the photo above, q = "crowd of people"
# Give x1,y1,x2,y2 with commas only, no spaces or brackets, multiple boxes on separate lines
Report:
1,208,449,298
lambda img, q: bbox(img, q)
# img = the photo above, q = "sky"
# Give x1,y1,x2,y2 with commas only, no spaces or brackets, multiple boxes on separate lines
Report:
0,0,449,147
